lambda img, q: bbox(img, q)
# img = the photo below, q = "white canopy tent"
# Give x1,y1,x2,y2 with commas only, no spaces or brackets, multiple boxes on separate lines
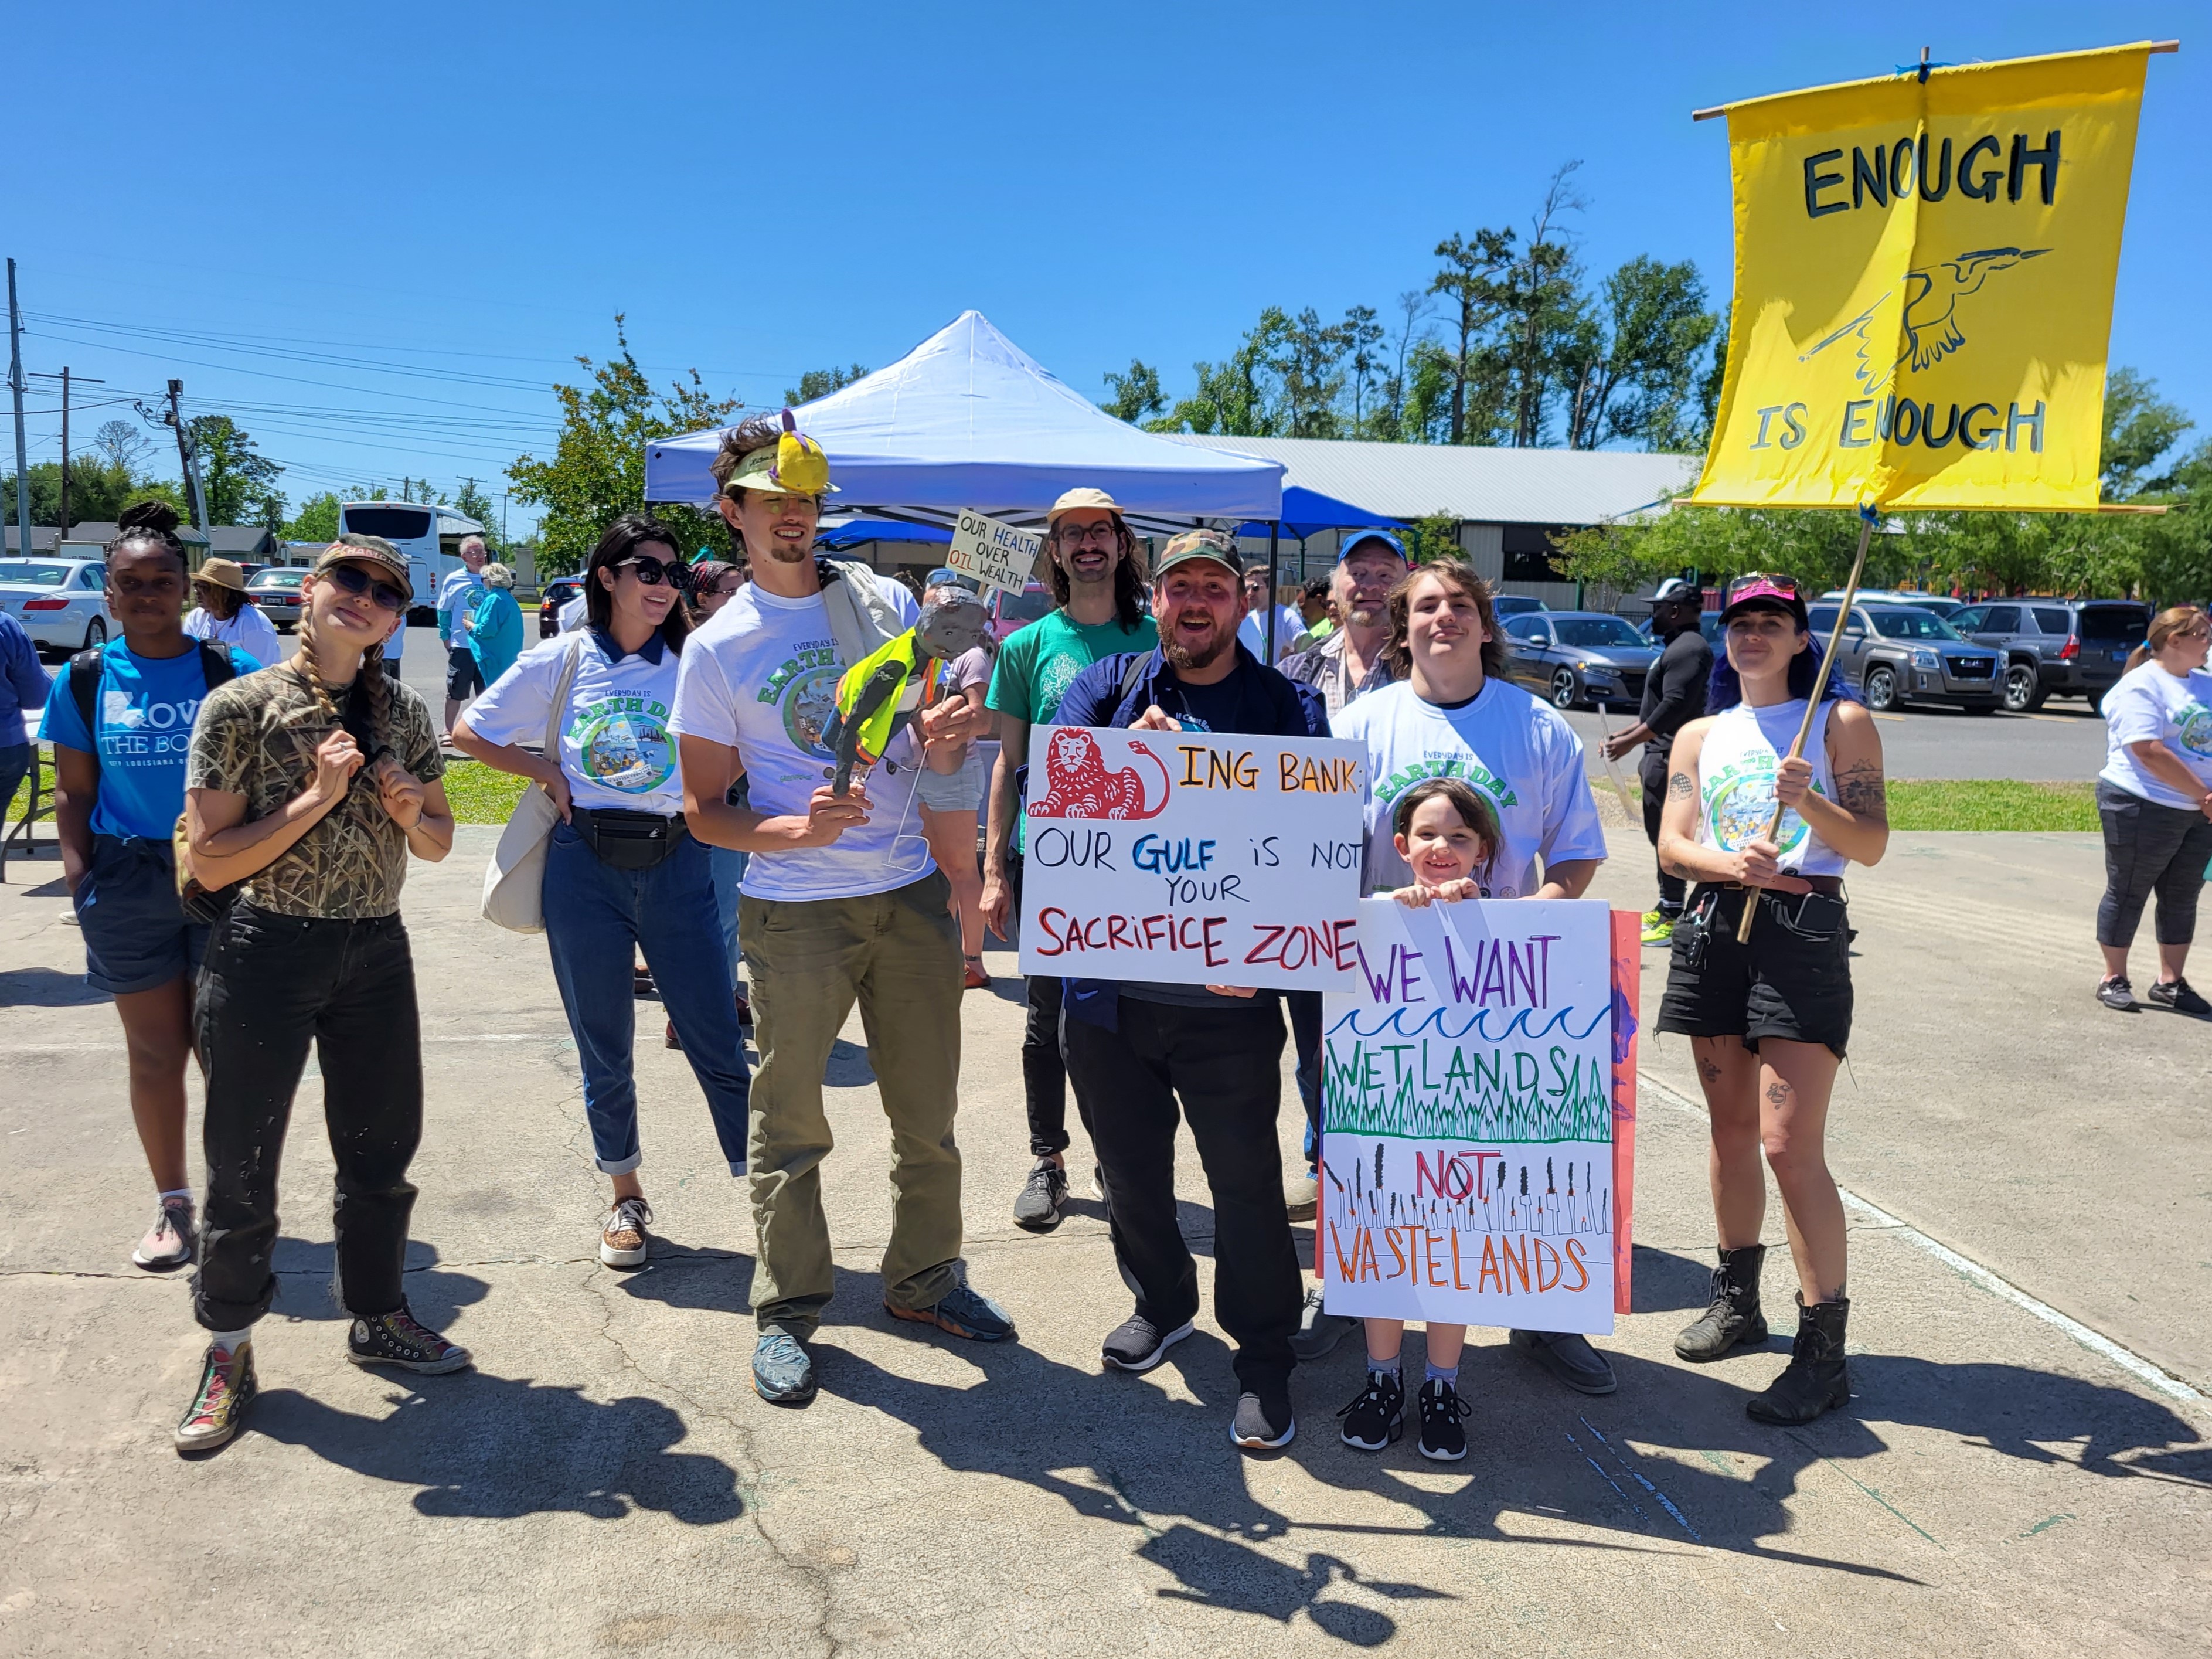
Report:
644,311,1284,531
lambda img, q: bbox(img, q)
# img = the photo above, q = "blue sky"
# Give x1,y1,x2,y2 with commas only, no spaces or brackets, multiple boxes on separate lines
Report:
9,2,2206,537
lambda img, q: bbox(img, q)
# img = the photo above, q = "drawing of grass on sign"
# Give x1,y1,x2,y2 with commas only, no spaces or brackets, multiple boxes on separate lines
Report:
1323,1035,1611,1143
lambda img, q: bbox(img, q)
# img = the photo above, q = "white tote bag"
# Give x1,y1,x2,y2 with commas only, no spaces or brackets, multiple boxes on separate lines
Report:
480,634,584,933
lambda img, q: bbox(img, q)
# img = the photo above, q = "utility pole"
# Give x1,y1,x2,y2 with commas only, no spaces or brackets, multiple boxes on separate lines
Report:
135,379,210,566
32,368,103,536
7,259,29,558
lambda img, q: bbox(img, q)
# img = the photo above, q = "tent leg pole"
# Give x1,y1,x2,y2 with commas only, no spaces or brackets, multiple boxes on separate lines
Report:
1266,521,1279,659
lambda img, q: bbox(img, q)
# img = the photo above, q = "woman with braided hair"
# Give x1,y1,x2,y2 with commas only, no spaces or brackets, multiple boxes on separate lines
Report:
171,535,461,1454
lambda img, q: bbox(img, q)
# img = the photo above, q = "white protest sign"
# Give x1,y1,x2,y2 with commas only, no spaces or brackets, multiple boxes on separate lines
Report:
946,509,1042,598
1017,726,1366,991
1320,896,1622,1334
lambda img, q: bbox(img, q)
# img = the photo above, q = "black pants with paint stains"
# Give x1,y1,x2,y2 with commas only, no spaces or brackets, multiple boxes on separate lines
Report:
1063,994,1302,1389
193,905,423,1331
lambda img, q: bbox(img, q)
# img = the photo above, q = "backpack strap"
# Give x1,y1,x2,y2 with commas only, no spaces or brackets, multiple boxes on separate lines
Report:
67,647,104,740
1117,650,1151,711
197,640,238,693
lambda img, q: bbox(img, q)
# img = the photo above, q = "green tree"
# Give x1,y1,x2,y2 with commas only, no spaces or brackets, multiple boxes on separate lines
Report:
1428,230,1513,443
186,415,285,528
784,365,867,406
1342,304,1386,429
1558,256,1720,452
2101,368,2193,499
283,491,343,543
454,478,506,552
1101,359,1165,425
509,315,742,576
1499,164,1590,448
1274,307,1349,438
1158,308,1294,437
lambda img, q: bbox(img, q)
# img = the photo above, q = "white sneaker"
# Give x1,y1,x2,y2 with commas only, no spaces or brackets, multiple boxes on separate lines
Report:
132,1195,195,1272
599,1196,652,1269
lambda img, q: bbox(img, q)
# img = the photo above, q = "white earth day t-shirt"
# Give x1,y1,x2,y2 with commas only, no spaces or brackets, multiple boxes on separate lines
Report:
1334,676,1608,899
2100,660,2212,809
463,630,685,814
669,572,928,902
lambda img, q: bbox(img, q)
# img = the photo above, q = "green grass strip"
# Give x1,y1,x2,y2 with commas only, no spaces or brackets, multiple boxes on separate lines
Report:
1886,779,2098,832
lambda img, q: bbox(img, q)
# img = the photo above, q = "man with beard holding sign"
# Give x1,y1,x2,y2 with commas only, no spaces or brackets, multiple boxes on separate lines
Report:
1051,531,1328,1451
1332,557,1619,1397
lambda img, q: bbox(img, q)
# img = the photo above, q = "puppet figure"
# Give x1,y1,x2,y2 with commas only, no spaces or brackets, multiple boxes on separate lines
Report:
822,588,992,795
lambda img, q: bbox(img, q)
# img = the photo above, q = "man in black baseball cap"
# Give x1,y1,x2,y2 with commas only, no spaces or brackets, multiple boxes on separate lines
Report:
1604,577,1711,944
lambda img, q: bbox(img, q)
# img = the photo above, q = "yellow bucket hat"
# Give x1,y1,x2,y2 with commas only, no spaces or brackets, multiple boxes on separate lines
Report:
726,409,839,498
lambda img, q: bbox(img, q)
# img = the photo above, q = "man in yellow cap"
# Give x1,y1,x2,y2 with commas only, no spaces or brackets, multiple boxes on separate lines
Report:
978,486,1158,1232
671,412,1005,1408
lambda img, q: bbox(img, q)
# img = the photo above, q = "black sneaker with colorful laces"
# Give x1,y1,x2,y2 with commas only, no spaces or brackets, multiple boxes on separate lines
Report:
1415,1378,1472,1461
1336,1369,1405,1451
346,1305,474,1374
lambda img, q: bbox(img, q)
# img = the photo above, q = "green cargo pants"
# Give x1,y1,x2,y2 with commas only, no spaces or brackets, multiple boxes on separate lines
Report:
738,869,964,1333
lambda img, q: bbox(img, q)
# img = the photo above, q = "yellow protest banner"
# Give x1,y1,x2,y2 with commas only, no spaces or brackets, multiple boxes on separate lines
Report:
1692,44,2155,512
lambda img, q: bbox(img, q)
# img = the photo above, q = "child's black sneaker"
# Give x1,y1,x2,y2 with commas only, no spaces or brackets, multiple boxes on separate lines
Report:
1415,1377,1471,1461
1336,1369,1405,1451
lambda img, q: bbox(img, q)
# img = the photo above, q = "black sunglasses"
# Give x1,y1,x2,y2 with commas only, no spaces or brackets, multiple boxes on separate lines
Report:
324,562,410,614
616,555,693,591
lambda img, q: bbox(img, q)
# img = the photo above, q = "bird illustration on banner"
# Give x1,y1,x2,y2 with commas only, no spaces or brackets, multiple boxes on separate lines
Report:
1800,246,2052,394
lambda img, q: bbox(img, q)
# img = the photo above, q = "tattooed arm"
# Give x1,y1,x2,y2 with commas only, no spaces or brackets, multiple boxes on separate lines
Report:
1785,701,1890,868
1653,720,1745,886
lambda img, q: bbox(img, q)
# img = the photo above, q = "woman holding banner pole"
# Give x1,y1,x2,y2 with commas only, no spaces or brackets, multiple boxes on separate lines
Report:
1654,574,1887,1426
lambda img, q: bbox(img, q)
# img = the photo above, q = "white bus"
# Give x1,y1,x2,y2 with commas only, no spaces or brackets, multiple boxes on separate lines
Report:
335,501,488,623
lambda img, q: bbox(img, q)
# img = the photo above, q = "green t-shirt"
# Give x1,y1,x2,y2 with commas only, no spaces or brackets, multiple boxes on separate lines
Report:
987,607,1159,851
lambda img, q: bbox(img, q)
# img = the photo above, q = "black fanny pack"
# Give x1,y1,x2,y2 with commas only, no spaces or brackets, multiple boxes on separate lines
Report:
571,807,688,871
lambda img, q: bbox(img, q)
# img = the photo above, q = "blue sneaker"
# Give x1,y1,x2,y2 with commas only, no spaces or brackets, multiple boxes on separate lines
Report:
887,1282,1016,1342
752,1332,816,1405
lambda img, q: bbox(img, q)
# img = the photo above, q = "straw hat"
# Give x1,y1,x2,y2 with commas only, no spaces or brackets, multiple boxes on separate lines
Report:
195,558,247,591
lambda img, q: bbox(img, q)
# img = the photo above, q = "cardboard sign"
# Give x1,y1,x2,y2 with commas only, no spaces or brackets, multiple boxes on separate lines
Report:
1318,897,1634,1334
947,509,1042,598
1016,726,1365,991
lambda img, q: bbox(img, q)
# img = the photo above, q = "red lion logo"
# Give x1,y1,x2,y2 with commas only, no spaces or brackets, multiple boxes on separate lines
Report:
1032,729,1170,820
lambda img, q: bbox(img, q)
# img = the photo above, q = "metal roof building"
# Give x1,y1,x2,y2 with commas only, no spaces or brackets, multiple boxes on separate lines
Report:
1165,434,1699,605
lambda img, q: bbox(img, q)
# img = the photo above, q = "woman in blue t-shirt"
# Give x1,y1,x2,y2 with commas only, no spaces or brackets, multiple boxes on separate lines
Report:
40,502,261,1273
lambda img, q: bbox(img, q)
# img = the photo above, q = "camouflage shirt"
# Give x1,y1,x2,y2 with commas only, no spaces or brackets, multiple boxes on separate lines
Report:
185,664,443,919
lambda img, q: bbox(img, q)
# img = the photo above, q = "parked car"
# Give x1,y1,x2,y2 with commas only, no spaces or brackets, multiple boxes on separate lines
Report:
1638,613,1725,650
0,557,112,658
1820,588,1965,621
1492,594,1549,619
1805,603,2004,712
243,566,307,632
1946,599,2151,713
537,577,584,639
987,580,1054,644
1500,610,1658,710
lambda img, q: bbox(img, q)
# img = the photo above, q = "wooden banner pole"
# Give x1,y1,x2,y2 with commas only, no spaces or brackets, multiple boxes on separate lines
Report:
1735,510,1875,944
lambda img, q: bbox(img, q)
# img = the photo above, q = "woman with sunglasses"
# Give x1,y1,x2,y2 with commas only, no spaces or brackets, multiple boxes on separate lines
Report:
2091,606,2212,1014
173,535,461,1453
1654,574,1888,1426
454,514,751,1274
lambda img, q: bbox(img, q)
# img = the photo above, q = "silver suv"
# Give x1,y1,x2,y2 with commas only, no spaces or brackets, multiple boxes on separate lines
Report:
1946,600,2150,713
1805,604,2006,713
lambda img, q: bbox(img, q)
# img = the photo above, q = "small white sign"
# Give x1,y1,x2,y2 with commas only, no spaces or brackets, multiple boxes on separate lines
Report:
947,509,1042,598
1016,726,1367,991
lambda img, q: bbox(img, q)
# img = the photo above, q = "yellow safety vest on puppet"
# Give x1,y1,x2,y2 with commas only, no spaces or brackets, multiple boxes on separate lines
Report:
820,589,992,797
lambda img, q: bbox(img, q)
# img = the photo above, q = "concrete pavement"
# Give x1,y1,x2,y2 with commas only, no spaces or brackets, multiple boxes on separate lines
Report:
1,824,2207,1655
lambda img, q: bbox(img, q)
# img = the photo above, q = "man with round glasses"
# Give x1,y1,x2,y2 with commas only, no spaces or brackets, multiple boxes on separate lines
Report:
978,487,1158,1231
671,413,1006,1408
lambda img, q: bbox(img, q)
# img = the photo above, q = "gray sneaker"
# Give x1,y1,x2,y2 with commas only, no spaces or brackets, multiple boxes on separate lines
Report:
753,1332,816,1405
1284,1167,1319,1222
1289,1284,1356,1362
132,1194,196,1272
1012,1158,1068,1231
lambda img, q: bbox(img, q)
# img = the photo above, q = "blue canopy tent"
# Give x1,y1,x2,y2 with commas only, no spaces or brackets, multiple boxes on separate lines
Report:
1223,485,1403,657
646,311,1282,533
814,517,952,553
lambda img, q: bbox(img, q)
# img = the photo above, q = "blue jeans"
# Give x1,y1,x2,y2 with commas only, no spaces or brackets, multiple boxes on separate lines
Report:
710,842,748,986
542,824,751,1175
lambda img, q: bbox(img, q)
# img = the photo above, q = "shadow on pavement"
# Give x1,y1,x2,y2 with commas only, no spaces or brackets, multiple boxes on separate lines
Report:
251,1376,746,1524
1629,1245,1729,1316
264,1239,492,1330
0,965,106,1007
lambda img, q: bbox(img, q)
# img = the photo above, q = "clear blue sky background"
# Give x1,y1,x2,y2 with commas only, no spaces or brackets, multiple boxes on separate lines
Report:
9,2,2206,538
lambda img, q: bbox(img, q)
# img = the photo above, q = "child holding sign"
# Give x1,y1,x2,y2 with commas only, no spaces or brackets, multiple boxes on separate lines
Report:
1337,777,1499,1461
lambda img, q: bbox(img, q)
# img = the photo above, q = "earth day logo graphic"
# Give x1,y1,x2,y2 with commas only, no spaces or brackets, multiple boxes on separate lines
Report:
571,696,675,795
1800,246,2051,396
2176,701,2212,757
1703,757,1823,856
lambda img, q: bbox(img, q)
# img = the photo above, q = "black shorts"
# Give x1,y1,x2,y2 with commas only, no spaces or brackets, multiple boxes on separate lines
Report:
445,644,485,699
1655,883,1854,1057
